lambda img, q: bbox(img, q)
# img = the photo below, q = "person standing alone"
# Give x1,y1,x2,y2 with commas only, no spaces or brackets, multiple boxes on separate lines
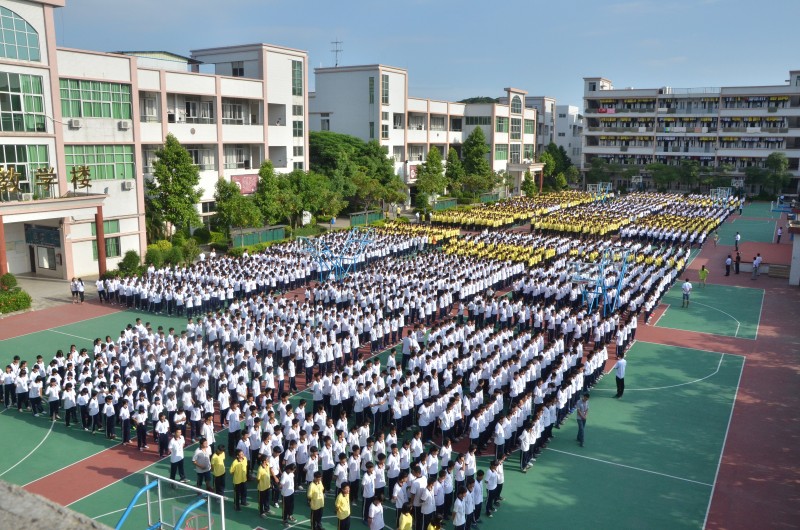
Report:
576,393,589,447
734,232,741,251
614,353,627,399
725,255,732,276
776,226,783,244
681,277,693,308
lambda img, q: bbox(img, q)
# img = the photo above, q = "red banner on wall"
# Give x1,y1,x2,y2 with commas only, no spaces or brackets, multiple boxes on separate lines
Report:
231,174,258,195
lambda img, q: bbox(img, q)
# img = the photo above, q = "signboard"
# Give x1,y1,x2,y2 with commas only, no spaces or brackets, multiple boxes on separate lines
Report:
24,224,61,247
231,174,258,195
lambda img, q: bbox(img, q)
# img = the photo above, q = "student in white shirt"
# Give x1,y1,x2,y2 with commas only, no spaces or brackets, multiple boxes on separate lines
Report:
168,430,187,482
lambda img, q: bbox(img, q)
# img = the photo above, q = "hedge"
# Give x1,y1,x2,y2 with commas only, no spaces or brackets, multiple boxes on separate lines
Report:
0,272,18,291
0,288,32,314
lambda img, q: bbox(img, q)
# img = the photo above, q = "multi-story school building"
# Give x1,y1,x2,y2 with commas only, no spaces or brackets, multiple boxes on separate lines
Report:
0,0,308,279
308,64,542,197
581,71,800,194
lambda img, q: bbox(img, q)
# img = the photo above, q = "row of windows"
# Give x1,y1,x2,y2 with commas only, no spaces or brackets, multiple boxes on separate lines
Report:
0,7,40,62
0,144,48,193
0,71,45,132
64,145,134,180
60,79,132,120
465,116,491,126
291,61,303,97
92,237,121,260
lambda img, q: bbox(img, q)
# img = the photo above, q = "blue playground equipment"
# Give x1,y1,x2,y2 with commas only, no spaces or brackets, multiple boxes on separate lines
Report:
587,182,613,204
300,226,374,282
570,248,631,316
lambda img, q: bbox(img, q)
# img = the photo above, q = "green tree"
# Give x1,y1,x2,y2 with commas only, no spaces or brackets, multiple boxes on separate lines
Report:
416,147,447,196
146,134,202,238
540,152,556,185
445,148,466,193
565,165,580,185
212,178,242,236
679,159,701,189
253,161,285,225
765,151,791,194
351,171,385,211
646,163,679,191
276,170,345,228
744,166,768,191
462,127,492,179
586,157,609,185
229,194,264,237
521,170,537,197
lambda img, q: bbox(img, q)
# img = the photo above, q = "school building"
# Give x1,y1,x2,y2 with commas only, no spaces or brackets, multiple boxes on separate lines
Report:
308,65,543,198
0,0,308,279
581,71,800,194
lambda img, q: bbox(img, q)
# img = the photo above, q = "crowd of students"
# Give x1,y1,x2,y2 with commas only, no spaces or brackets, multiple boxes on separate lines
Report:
2,191,714,530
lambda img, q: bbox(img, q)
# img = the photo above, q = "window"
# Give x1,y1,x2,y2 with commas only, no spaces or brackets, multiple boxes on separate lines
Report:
141,95,158,122
185,147,215,170
223,146,246,169
494,144,508,160
291,60,303,96
495,117,508,133
90,219,120,236
142,148,157,173
0,7,40,62
369,121,374,139
293,146,304,157
60,79,132,119
589,82,597,92
510,118,521,140
465,116,491,126
201,201,216,214
430,116,446,131
65,145,134,180
369,77,375,104
222,102,244,124
293,161,304,170
382,111,389,121
321,118,330,131
450,118,462,132
292,120,303,137
524,144,534,159
0,72,45,132
393,146,404,162
511,95,522,114
0,144,48,193
381,74,389,105
510,144,520,163
393,113,403,129
231,61,244,77
381,124,389,139
92,236,121,260
409,145,425,161
292,105,303,116
524,119,534,135
558,113,567,118
558,132,566,137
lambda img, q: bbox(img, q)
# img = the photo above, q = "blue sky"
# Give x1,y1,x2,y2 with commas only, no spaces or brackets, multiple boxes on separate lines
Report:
57,0,799,106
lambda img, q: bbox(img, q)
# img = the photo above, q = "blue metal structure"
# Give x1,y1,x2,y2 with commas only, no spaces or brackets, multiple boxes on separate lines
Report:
115,480,158,530
570,247,631,316
587,182,613,204
300,226,374,282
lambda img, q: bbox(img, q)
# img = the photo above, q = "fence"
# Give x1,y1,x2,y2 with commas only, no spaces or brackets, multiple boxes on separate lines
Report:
231,225,286,247
480,193,500,204
433,198,458,211
350,210,384,227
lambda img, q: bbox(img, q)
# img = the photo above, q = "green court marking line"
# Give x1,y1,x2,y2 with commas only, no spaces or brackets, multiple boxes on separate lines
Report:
0,419,55,478
703,356,745,529
548,448,713,487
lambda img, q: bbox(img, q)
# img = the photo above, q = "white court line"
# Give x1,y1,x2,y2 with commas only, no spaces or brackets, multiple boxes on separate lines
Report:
47,328,95,341
651,303,669,327
652,324,755,342
595,353,725,391
0,419,55,478
703,356,746,528
753,288,764,340
1,311,119,341
23,439,121,487
691,302,742,338
549,448,713,487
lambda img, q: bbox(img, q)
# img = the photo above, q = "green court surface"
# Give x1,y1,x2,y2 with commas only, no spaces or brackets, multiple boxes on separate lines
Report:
742,201,784,219
715,216,776,245
655,283,763,340
0,310,189,368
66,341,742,530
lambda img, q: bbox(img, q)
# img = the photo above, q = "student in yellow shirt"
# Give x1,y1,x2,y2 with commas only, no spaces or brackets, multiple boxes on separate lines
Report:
397,502,413,530
335,483,351,530
210,445,226,496
257,455,272,518
230,449,248,511
308,471,325,530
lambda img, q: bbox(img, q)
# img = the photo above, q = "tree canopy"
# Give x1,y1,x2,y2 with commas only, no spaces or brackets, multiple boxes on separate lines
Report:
145,133,202,239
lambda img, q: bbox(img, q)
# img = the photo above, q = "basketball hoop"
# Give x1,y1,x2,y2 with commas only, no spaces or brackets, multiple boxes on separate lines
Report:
184,514,212,530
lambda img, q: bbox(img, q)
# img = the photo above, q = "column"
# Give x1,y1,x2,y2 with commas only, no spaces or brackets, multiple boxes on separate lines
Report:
95,206,106,276
0,215,7,275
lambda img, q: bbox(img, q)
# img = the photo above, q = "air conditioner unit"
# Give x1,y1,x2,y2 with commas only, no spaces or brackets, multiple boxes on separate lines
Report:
118,120,131,131
21,193,33,201
121,181,134,191
68,118,83,129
